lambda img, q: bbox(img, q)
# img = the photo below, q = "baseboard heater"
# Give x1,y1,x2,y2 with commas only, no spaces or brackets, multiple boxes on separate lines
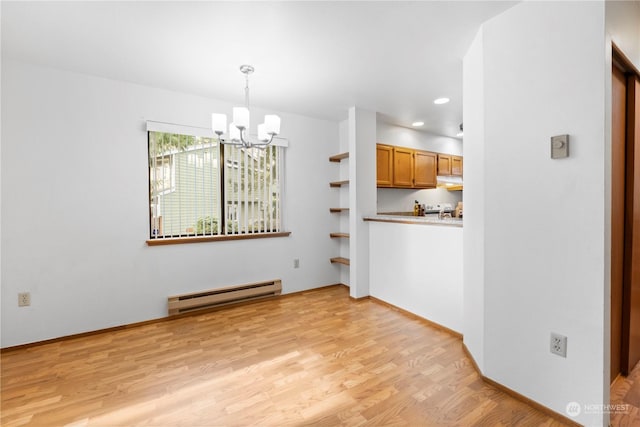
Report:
168,279,282,316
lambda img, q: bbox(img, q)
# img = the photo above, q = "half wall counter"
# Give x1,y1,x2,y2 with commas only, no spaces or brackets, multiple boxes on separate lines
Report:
365,214,463,333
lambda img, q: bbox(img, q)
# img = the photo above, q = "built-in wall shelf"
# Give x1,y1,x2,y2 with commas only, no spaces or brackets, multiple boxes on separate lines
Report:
330,233,350,239
329,151,349,274
329,152,349,162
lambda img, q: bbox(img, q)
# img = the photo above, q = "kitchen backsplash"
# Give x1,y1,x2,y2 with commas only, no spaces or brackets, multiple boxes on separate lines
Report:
377,187,462,213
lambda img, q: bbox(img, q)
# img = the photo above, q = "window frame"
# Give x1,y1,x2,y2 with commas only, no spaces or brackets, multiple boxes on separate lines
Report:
145,121,289,245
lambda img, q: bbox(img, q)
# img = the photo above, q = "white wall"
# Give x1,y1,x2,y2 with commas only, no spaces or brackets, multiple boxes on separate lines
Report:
1,60,340,347
348,107,376,299
376,121,463,212
0,5,3,332
462,27,486,372
464,2,608,426
606,0,640,69
370,221,463,333
376,121,463,155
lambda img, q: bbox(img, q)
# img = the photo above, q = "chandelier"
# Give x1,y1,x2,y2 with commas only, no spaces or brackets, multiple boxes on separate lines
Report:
211,65,281,148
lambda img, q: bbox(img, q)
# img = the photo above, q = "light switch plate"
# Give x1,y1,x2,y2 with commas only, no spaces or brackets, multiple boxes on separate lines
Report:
551,134,569,159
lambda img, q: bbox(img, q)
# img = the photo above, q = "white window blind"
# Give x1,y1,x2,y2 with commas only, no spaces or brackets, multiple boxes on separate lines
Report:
147,121,284,239
148,132,221,238
224,145,282,235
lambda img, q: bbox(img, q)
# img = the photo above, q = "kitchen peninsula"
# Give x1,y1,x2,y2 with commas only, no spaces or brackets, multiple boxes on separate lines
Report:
365,214,463,334
365,214,462,227
369,121,464,333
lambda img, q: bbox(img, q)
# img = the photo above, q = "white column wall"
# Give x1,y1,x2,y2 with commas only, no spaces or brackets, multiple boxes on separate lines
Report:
348,107,376,298
462,26,486,372
464,2,608,425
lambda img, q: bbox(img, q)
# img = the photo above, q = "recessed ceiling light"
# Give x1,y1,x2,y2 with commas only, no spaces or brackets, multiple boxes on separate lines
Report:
412,121,424,127
433,97,450,105
456,132,464,137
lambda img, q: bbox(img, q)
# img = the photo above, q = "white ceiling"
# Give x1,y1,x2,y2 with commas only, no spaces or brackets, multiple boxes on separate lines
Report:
1,1,516,138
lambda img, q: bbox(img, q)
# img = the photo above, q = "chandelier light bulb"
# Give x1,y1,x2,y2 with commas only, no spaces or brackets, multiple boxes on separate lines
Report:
264,115,281,135
232,107,250,130
211,113,227,135
228,122,241,142
258,123,269,142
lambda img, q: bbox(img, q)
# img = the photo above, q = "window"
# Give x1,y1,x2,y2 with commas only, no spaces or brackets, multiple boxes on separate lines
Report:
147,123,284,241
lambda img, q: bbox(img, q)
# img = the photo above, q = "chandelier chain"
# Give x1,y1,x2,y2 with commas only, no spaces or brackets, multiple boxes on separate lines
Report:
245,72,250,110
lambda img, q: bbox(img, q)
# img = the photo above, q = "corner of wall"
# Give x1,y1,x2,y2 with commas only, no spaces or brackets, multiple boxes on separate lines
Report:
462,24,486,373
348,107,376,299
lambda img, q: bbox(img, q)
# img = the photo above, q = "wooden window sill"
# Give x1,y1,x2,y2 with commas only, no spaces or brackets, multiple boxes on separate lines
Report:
146,232,291,246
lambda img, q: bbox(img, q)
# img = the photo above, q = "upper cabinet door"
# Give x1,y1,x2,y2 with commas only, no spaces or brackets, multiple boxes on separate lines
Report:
438,154,452,176
451,156,463,176
393,147,414,187
376,144,393,187
414,150,437,188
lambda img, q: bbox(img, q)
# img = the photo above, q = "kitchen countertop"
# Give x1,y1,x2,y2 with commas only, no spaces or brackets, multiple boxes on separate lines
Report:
364,214,463,227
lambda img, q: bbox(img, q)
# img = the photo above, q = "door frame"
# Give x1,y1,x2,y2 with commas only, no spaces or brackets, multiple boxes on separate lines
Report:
612,44,640,379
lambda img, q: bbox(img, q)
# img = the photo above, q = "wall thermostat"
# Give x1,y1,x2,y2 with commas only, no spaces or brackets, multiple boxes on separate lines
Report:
551,134,569,159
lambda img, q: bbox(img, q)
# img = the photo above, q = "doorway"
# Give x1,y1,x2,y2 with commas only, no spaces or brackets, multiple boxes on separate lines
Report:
611,45,640,382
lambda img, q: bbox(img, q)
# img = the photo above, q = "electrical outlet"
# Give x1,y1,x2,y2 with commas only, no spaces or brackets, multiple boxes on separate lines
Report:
293,259,300,269
550,332,567,357
18,292,31,307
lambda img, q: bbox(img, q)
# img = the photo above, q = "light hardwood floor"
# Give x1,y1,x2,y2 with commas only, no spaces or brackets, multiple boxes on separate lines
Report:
611,360,640,426
2,285,574,426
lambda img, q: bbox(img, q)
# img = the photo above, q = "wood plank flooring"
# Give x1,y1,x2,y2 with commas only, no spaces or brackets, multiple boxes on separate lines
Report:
2,285,573,426
611,360,640,426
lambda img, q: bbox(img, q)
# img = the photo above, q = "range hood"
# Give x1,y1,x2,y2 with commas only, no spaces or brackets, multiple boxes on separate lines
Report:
436,175,463,191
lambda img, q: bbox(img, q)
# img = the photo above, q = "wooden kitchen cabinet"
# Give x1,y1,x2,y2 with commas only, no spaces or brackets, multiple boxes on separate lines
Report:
451,156,463,176
377,144,438,189
376,144,393,187
438,154,452,176
393,147,414,187
414,150,437,188
438,154,463,177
